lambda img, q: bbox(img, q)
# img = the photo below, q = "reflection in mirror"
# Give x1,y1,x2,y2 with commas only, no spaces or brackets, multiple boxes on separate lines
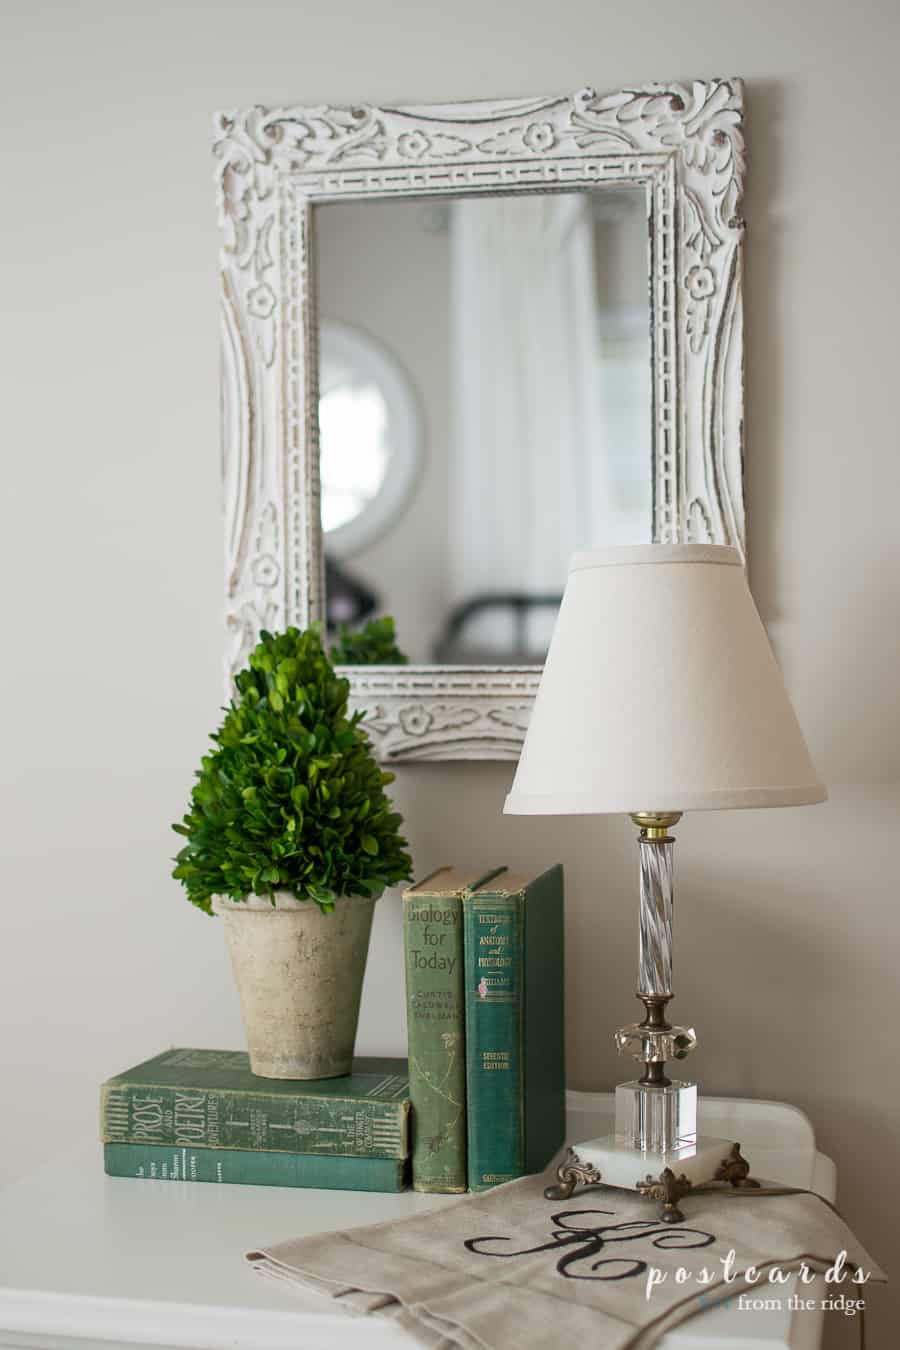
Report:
319,322,423,560
316,188,651,664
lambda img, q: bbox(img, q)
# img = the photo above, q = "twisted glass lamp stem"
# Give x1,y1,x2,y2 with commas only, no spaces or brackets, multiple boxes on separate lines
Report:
638,838,674,998
616,814,697,1152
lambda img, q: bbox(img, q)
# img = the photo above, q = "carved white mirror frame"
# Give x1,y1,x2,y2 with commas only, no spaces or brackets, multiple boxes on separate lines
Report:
215,79,745,761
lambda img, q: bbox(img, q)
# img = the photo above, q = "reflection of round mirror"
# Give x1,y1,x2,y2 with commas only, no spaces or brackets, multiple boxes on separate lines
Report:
318,321,423,558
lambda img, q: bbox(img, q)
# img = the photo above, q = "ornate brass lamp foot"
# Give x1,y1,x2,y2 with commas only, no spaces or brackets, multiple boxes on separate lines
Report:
636,1167,692,1223
714,1141,760,1188
633,1143,760,1221
544,1147,603,1201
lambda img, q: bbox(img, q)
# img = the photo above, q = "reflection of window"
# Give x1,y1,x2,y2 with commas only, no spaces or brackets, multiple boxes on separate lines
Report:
318,322,422,558
320,385,389,531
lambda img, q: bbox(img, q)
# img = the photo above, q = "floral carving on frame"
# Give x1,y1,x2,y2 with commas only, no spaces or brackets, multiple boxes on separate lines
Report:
215,79,746,761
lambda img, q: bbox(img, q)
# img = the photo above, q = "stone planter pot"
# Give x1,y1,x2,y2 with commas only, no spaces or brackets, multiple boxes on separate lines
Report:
213,892,377,1079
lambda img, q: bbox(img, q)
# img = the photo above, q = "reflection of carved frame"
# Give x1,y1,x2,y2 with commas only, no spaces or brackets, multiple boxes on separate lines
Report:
215,80,745,761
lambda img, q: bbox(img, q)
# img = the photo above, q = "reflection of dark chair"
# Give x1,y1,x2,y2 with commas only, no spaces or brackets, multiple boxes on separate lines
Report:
325,556,378,632
432,593,562,665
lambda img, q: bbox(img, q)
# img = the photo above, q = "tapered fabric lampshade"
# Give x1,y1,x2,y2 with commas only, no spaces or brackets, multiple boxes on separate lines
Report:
504,544,825,815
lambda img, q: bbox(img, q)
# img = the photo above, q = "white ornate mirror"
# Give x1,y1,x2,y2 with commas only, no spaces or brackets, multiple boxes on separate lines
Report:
216,80,745,760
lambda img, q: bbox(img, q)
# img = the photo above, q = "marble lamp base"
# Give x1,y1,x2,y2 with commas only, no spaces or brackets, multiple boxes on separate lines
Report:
545,1134,759,1223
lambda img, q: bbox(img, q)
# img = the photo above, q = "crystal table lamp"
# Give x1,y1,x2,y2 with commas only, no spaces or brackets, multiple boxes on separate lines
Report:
504,544,825,1220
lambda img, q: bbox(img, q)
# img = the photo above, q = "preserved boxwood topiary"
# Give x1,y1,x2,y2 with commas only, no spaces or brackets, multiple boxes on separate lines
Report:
172,625,412,915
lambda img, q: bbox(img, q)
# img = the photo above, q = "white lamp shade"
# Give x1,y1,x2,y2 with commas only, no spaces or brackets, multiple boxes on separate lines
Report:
504,544,826,815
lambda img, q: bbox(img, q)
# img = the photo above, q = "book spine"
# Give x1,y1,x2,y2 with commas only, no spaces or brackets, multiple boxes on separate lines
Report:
104,1144,408,1192
403,893,467,1192
99,1083,408,1159
522,867,567,1173
464,896,524,1191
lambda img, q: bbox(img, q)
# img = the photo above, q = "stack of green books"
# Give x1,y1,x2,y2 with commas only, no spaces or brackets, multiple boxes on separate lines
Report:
403,864,566,1194
100,1049,411,1191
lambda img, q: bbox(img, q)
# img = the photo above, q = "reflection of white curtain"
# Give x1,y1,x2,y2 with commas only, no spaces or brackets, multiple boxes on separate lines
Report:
449,194,609,606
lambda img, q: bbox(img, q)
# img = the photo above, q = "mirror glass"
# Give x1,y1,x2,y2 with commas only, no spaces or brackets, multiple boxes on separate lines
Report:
316,187,651,664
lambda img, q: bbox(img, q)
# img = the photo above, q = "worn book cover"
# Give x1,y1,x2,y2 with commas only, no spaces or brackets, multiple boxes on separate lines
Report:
104,1143,408,1191
403,866,504,1193
463,864,566,1191
100,1050,409,1159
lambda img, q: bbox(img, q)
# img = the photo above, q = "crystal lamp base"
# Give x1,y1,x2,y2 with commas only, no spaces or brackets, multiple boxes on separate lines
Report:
616,1078,697,1152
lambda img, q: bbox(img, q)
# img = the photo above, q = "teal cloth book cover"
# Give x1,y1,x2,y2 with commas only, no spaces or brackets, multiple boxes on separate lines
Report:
463,864,566,1191
100,1050,409,1159
104,1143,408,1191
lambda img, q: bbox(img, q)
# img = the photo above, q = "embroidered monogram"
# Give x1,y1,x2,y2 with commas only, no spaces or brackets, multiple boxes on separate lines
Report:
464,1207,716,1281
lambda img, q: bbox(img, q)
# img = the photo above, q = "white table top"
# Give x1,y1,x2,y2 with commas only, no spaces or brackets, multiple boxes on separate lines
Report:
0,1094,836,1350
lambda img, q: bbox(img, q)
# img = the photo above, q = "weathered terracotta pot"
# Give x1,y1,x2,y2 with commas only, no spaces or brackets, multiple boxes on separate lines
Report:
213,892,377,1079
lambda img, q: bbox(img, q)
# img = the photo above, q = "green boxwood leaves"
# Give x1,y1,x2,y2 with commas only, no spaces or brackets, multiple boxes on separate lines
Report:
172,625,413,916
330,616,408,666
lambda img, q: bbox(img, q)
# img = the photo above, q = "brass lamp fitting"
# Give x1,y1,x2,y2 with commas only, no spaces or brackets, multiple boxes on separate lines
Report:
630,811,682,841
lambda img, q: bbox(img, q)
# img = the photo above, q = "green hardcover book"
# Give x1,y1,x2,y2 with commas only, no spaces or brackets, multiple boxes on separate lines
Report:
104,1143,408,1191
100,1050,410,1159
403,866,504,1193
463,864,566,1191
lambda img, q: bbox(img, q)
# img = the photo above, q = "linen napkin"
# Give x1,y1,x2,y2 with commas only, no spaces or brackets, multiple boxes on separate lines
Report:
247,1167,885,1350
